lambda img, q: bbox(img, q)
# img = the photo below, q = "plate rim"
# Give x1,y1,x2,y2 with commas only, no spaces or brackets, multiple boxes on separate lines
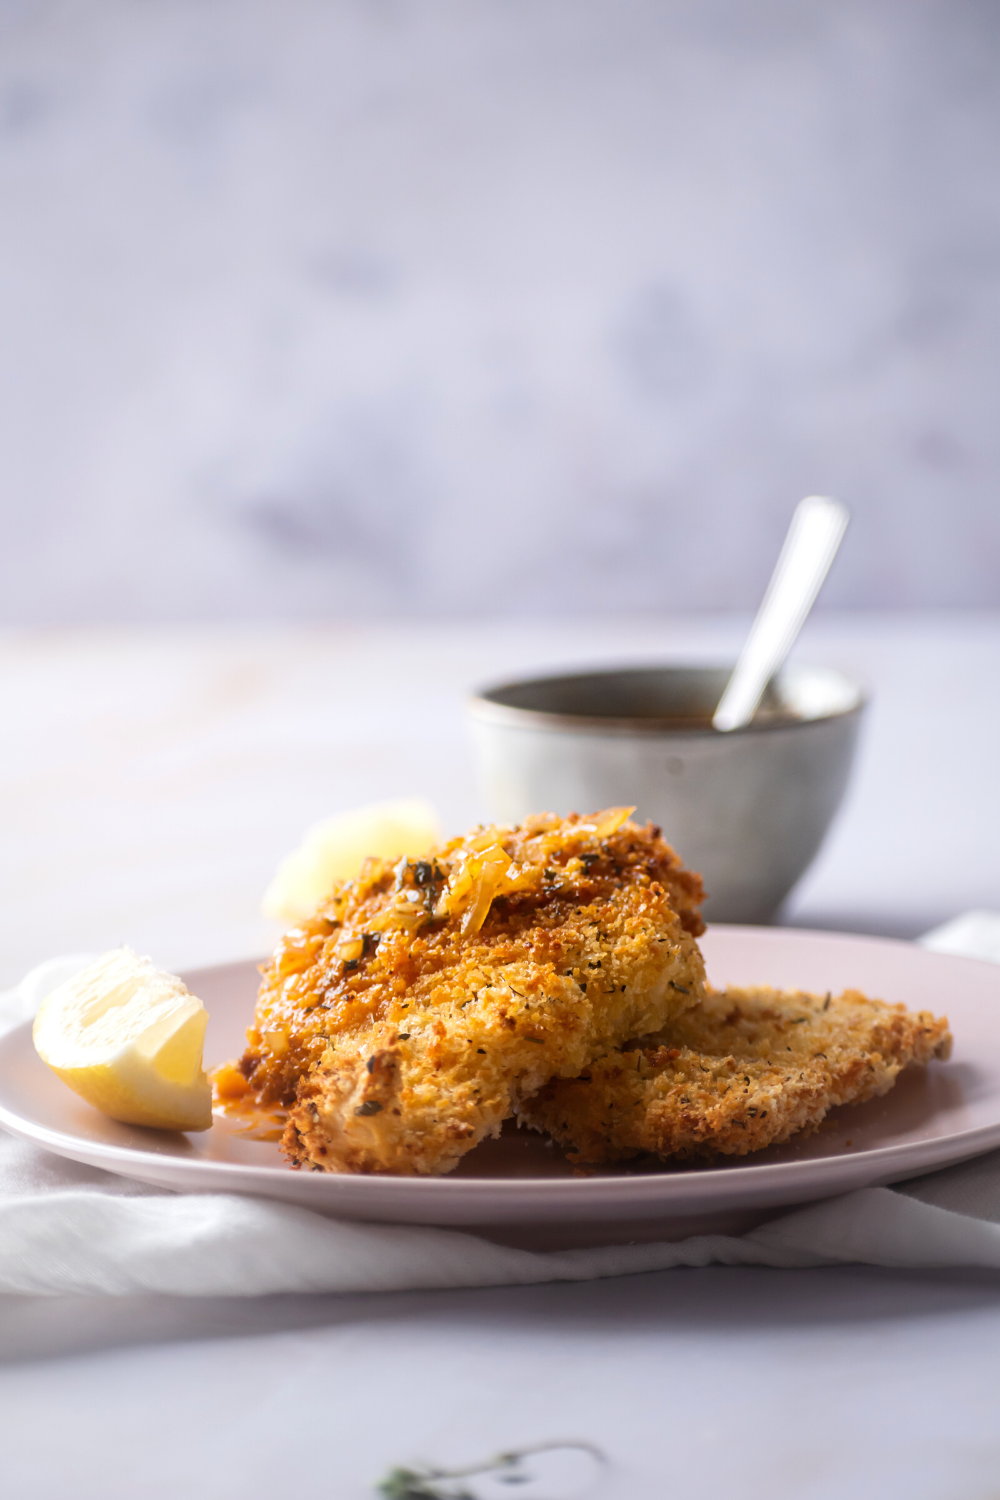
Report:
2,925,999,1222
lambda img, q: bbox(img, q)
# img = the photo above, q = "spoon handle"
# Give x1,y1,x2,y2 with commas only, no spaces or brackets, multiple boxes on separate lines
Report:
712,495,849,732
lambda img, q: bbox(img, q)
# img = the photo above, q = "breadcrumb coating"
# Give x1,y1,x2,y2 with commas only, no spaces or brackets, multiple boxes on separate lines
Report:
225,811,706,1176
518,985,953,1163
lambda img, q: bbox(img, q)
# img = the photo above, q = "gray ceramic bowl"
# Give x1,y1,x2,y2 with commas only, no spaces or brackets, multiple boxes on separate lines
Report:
468,663,866,924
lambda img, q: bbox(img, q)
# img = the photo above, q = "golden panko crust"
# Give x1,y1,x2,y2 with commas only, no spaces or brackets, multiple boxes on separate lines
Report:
518,984,953,1163
224,811,706,1176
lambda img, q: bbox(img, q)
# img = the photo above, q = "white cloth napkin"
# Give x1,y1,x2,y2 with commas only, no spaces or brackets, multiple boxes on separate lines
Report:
3,927,1000,1299
919,910,1000,965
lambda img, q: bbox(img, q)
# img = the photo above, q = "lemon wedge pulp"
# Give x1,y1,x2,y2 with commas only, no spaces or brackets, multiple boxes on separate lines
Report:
32,948,213,1131
262,797,441,925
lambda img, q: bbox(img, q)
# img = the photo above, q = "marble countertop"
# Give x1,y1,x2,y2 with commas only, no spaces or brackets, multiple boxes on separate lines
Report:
3,1263,1000,1500
1,610,999,1499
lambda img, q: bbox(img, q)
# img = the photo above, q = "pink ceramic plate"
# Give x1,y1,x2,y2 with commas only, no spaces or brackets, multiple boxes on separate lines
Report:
1,927,998,1232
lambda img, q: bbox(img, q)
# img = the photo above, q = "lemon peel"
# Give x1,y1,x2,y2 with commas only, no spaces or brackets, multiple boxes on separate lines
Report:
262,797,441,925
32,947,212,1131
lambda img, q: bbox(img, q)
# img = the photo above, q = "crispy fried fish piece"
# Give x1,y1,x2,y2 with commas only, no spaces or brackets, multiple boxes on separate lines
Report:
226,811,706,1176
518,985,953,1163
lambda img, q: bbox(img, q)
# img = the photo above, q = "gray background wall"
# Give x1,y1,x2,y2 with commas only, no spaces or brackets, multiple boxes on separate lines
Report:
1,0,998,622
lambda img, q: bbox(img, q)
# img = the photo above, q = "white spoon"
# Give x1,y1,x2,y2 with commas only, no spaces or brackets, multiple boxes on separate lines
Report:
712,495,849,732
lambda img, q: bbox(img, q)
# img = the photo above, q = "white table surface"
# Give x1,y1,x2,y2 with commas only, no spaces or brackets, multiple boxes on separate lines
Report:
1,611,999,1499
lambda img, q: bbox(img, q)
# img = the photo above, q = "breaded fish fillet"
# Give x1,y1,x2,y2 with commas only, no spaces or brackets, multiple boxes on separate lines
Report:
518,985,952,1163
222,810,706,1176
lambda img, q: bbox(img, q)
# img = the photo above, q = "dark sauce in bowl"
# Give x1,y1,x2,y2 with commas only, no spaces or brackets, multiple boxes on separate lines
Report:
476,666,807,733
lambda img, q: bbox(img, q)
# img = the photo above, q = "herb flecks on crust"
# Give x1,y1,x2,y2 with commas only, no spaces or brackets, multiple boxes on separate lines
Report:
221,810,706,1176
518,984,953,1164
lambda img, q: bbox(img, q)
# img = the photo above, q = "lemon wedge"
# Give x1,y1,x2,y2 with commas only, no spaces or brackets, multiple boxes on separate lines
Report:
32,948,213,1131
262,797,441,925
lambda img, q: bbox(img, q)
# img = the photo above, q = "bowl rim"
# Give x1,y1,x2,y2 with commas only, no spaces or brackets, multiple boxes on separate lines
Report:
468,661,868,737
